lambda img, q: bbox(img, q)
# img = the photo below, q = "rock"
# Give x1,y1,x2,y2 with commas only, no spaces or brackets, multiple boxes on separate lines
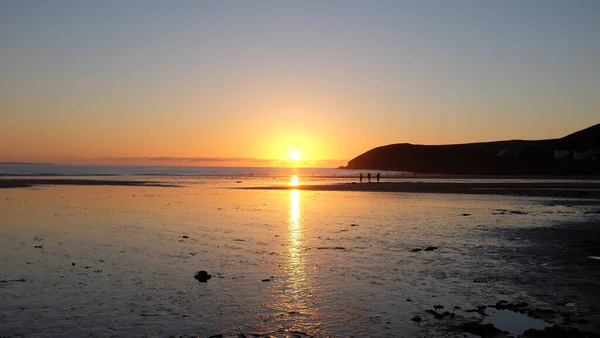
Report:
262,278,271,282
521,325,600,338
0,279,26,284
424,246,438,251
350,223,359,227
182,235,189,239
411,315,422,322
461,213,471,216
434,305,444,309
406,298,413,302
461,322,506,338
194,270,212,283
72,263,75,266
410,248,422,252
34,245,43,249
207,334,224,338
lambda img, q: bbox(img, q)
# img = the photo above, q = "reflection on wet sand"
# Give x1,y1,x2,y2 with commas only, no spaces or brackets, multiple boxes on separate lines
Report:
265,176,322,334
285,177,321,332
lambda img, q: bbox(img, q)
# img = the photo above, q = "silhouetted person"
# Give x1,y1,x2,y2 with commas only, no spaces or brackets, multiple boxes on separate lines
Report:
359,173,363,183
367,173,371,182
377,173,380,182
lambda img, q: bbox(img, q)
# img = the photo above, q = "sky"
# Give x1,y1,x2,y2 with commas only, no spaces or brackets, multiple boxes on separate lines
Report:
1,0,599,167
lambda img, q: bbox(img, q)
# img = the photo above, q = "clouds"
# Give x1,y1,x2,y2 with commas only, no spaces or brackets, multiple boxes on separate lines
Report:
103,156,346,167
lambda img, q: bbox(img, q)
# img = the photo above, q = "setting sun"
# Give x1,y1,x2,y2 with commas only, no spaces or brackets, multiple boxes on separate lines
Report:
288,150,301,161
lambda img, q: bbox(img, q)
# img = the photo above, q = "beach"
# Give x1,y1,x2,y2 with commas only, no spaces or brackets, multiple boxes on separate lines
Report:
1,177,600,337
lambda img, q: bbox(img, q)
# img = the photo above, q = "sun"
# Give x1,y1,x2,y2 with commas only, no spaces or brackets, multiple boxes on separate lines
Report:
288,150,301,161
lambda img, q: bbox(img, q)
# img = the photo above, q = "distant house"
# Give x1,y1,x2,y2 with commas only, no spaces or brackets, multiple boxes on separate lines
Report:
554,150,571,159
574,150,598,160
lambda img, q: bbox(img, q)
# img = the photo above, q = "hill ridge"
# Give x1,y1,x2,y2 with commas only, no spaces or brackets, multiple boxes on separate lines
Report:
344,123,600,175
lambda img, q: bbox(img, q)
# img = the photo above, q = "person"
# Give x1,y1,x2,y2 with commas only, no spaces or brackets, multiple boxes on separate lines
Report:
377,172,380,182
359,173,363,183
367,173,371,182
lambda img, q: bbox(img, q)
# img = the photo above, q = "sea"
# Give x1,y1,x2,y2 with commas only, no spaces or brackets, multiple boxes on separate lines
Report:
0,164,365,177
1,164,600,337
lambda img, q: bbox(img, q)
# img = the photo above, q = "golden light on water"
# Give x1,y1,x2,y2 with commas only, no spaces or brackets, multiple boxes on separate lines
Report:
290,189,300,231
290,175,299,187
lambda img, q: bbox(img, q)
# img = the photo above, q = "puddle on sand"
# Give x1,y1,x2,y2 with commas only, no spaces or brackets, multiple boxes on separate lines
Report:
482,309,551,337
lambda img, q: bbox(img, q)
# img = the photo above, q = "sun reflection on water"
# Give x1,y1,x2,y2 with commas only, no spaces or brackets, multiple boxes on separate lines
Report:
290,175,299,187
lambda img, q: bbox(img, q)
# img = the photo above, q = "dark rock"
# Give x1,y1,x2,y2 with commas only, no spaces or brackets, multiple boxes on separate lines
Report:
406,298,413,302
350,223,359,227
182,235,189,239
461,322,506,338
34,245,43,249
410,248,422,252
411,315,422,322
0,279,26,283
262,278,271,282
522,325,600,338
72,263,75,266
208,334,224,338
424,246,438,251
434,305,444,309
194,270,212,283
461,213,471,216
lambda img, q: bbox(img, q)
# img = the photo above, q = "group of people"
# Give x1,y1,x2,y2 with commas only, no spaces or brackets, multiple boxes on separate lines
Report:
359,172,380,183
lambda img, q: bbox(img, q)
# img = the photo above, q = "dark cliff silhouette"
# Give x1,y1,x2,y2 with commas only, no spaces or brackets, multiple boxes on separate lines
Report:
344,123,600,175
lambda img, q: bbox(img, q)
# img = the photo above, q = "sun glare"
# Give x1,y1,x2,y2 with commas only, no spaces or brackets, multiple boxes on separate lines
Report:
288,150,301,161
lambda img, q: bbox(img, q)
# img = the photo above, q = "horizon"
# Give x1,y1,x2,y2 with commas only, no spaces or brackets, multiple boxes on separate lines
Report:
2,1,599,165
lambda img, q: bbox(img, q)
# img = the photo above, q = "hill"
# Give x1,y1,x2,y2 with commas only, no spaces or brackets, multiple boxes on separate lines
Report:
344,123,600,175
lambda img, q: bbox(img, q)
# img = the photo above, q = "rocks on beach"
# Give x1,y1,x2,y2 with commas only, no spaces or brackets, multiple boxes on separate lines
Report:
419,301,600,338
410,246,438,252
194,270,212,283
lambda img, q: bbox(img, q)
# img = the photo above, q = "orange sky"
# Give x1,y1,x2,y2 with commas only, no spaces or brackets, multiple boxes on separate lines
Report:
1,2,599,167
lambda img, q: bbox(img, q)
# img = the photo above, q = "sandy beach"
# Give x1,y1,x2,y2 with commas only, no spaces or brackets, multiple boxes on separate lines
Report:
3,177,600,199
1,178,600,337
0,178,179,189
245,181,600,199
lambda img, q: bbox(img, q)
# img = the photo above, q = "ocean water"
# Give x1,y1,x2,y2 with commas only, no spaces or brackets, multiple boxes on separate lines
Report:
0,164,368,177
1,177,600,337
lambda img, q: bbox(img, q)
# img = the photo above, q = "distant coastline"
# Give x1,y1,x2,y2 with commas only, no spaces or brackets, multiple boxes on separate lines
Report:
0,162,54,166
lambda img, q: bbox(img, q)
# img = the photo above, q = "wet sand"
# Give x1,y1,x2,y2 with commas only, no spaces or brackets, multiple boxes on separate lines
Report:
2,180,600,336
0,178,179,189
245,181,600,199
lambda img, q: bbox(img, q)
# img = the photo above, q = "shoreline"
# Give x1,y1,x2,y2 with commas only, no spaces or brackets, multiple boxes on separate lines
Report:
2,178,600,199
242,181,600,199
0,178,179,189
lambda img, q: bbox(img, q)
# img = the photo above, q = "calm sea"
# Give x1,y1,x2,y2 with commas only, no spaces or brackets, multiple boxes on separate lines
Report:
0,164,371,177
